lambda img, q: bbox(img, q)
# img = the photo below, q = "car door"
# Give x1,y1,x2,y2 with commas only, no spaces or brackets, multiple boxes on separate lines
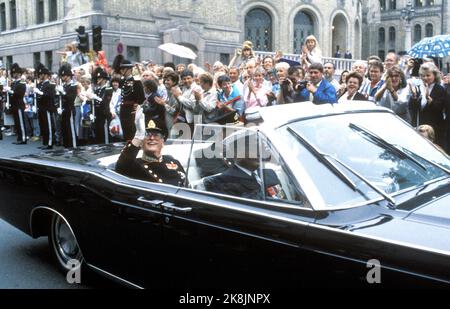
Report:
157,128,316,288
74,169,177,288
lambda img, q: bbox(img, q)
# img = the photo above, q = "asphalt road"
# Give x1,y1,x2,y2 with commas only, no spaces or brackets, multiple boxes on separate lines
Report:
0,134,112,288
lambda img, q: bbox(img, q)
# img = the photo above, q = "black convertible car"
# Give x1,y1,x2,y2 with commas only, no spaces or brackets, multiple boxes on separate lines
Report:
0,102,449,288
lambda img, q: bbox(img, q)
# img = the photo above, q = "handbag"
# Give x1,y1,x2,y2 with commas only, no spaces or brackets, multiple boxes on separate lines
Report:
204,96,241,125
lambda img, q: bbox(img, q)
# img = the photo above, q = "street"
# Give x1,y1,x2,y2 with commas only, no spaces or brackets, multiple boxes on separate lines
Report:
0,134,111,288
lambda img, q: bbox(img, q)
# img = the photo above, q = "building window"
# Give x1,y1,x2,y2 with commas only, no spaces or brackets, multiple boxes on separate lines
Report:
380,0,386,11
45,51,53,70
0,3,6,32
414,24,422,43
425,23,433,37
126,46,140,63
293,11,314,54
33,52,41,68
220,53,230,65
9,0,17,29
378,27,385,50
414,0,423,7
378,50,385,60
245,8,272,52
426,0,434,5
388,26,396,50
49,0,58,21
6,55,13,68
389,0,396,10
37,0,45,24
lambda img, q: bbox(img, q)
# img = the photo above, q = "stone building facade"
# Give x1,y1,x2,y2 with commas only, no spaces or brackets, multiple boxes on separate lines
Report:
0,0,362,71
362,0,450,59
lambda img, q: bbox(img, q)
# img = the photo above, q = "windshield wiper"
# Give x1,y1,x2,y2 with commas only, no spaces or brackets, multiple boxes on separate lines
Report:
287,127,357,191
349,123,427,172
288,126,396,208
399,145,450,175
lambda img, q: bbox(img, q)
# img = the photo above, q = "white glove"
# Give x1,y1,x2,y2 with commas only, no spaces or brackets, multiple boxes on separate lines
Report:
34,88,43,95
56,85,66,95
89,114,95,121
92,94,103,102
32,105,37,113
57,108,62,115
4,86,12,93
134,106,146,140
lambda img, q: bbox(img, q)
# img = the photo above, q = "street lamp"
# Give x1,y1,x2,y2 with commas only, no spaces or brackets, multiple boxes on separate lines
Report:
401,0,415,51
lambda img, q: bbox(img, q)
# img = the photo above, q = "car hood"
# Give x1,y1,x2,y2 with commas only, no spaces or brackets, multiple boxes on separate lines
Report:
348,189,450,256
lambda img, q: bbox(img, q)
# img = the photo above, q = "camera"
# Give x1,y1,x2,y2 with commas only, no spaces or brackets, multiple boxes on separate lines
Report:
295,80,308,91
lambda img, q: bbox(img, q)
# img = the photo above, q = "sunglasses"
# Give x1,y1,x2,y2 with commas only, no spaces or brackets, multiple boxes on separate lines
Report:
145,131,164,139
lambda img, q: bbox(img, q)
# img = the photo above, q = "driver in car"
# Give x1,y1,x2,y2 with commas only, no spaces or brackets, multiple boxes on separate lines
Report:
202,132,286,200
115,108,187,187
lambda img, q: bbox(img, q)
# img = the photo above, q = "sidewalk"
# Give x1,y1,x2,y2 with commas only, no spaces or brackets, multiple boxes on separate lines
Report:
0,134,62,158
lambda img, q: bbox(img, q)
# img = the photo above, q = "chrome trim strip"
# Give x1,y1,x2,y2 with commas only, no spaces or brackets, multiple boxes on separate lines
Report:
86,264,144,289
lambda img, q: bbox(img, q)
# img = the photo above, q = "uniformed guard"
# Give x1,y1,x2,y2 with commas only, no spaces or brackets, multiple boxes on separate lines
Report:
34,63,56,149
92,67,113,144
4,63,27,144
119,59,145,141
115,107,186,187
57,63,79,148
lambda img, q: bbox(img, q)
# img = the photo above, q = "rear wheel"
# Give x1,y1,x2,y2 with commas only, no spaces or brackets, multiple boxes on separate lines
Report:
48,214,84,273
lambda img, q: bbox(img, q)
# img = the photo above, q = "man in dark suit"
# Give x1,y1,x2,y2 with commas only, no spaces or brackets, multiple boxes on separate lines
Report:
202,132,286,200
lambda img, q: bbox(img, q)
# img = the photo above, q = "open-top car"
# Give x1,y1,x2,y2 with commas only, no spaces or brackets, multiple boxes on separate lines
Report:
0,101,449,288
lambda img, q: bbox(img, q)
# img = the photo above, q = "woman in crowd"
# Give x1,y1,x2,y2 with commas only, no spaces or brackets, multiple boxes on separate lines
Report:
409,62,446,146
337,72,367,103
375,66,412,124
154,71,181,136
229,41,256,70
242,67,271,122
300,35,322,70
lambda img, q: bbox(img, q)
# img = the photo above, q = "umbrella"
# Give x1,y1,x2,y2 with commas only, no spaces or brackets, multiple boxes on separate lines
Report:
408,34,450,58
158,43,197,60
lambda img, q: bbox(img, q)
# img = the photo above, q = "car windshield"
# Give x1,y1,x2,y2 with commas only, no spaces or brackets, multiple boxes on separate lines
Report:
277,112,450,208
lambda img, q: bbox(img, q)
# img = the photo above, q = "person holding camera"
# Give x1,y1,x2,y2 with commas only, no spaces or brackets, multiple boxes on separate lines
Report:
276,63,307,104
298,63,337,104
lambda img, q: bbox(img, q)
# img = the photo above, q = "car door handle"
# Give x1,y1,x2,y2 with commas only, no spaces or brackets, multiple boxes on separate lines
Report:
161,202,192,214
137,197,164,209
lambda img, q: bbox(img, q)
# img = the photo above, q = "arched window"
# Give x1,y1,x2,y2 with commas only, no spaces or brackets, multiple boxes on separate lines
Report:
415,0,423,7
425,23,433,37
378,27,385,49
388,26,396,50
414,24,422,43
426,0,435,5
245,8,272,52
380,0,386,10
293,11,314,54
389,0,396,10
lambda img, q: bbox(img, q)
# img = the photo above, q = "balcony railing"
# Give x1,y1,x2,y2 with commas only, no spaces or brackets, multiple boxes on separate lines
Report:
254,51,365,73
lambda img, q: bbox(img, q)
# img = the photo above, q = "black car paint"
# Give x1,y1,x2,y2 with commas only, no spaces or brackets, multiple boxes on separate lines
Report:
0,143,449,288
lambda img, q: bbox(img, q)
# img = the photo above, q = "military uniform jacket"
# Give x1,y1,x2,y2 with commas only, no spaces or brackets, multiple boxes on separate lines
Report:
9,79,27,111
37,80,56,112
115,142,187,187
94,85,113,117
121,76,145,105
62,82,78,111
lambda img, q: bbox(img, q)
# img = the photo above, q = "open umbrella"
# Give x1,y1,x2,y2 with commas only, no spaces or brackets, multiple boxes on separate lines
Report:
158,43,197,60
408,34,450,58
